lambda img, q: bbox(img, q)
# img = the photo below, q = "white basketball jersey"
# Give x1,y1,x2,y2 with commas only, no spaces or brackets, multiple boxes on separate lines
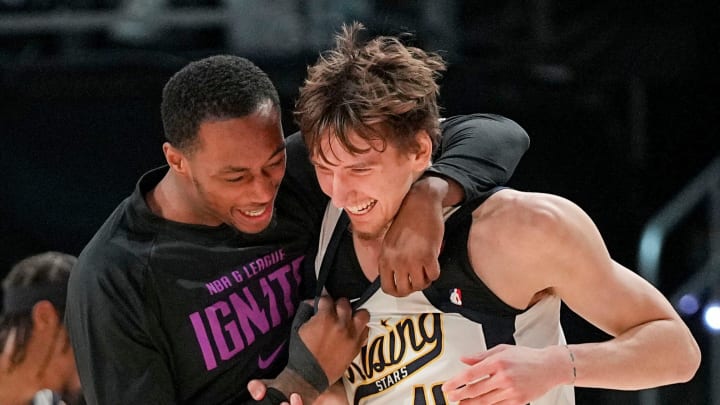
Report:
315,202,575,405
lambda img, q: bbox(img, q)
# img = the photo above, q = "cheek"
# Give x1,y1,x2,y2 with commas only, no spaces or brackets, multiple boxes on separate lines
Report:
315,171,333,196
271,165,286,187
199,183,243,210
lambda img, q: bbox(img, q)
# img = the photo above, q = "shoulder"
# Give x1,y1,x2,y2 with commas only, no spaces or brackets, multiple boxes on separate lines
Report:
472,189,571,224
466,189,603,304
470,189,597,256
71,206,154,294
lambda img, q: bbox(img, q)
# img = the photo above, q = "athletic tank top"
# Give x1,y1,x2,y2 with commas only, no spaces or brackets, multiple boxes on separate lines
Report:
314,192,574,405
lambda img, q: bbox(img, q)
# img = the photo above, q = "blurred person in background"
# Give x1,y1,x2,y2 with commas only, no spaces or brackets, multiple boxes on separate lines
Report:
0,251,82,405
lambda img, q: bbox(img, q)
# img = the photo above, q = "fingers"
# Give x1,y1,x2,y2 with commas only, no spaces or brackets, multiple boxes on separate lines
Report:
443,347,509,394
333,297,352,324
247,379,268,400
379,267,438,297
423,260,441,283
289,393,303,405
460,344,510,364
378,246,441,297
352,309,370,344
315,295,334,314
391,271,413,297
444,373,494,401
303,295,367,337
379,269,401,297
333,298,369,340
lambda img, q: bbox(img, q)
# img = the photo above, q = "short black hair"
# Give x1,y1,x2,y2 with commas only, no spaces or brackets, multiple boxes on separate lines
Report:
161,55,280,152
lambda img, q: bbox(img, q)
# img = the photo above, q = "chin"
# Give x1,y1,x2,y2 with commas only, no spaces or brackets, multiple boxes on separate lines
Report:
234,221,271,234
352,223,389,241
234,216,276,235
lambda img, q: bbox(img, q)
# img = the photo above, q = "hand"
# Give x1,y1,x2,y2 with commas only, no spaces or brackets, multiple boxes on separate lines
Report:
441,345,572,405
379,176,448,296
249,298,368,403
248,380,303,405
297,297,369,384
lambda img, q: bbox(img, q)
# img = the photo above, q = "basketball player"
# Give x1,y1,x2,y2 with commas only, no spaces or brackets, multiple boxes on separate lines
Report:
0,252,82,405
288,23,700,405
65,54,531,405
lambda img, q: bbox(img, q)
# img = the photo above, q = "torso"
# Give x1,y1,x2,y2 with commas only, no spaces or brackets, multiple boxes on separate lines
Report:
71,167,321,404
317,192,574,405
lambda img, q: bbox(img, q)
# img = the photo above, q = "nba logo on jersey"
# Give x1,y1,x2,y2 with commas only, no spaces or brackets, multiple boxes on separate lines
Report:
449,288,462,306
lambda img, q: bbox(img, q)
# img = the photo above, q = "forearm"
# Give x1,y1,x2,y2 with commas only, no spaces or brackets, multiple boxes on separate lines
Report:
569,318,700,389
428,114,530,202
410,175,462,208
314,381,350,405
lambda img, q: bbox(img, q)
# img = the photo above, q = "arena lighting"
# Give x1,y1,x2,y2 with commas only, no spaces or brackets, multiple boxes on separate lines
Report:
678,293,702,316
669,260,718,317
704,301,720,333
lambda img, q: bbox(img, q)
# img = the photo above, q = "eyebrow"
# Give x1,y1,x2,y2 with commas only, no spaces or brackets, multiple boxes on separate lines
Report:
219,144,286,173
311,156,377,169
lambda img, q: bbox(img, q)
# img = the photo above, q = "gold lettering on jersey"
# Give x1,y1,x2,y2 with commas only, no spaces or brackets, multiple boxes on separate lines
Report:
346,313,444,404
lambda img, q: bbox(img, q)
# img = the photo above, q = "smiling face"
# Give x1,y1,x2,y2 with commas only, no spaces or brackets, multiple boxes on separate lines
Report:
177,104,286,234
311,127,431,240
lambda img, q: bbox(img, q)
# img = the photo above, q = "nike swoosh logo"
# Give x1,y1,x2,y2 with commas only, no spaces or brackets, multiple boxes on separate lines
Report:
258,340,287,370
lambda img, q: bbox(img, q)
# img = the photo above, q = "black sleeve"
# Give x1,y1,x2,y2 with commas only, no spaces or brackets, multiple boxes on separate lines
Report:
281,132,329,299
425,113,530,202
66,246,176,404
282,131,329,228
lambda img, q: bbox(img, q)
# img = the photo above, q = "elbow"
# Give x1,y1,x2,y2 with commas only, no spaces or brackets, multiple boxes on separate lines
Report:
678,338,702,383
669,332,701,384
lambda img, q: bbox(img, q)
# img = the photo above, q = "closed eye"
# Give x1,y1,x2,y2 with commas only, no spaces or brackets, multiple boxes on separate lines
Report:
350,167,371,174
266,158,285,168
312,162,332,173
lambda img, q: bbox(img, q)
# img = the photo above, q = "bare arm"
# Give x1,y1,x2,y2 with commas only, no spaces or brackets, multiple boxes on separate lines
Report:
534,194,700,389
443,190,700,402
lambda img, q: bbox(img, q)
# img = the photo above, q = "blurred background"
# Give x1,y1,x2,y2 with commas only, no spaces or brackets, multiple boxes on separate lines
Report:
1,1,718,403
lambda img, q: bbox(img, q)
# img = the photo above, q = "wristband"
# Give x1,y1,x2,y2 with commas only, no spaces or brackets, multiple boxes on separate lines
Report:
286,302,329,393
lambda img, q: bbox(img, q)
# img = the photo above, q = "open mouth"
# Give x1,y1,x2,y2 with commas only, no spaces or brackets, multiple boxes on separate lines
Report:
346,199,377,215
242,207,267,217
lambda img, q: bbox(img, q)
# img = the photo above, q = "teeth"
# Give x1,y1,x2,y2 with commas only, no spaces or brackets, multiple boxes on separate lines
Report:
243,207,266,217
346,200,376,214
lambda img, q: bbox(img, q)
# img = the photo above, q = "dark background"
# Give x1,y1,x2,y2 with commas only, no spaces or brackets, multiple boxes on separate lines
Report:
1,1,719,403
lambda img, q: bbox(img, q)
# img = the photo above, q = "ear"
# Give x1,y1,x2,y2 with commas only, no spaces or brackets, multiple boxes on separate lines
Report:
163,142,188,175
411,130,433,170
31,300,61,333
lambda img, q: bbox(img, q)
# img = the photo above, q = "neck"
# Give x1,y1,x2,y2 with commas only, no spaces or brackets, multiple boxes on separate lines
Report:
352,233,384,281
147,170,218,225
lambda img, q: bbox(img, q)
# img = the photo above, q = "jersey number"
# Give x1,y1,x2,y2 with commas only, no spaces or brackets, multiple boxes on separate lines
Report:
413,383,447,405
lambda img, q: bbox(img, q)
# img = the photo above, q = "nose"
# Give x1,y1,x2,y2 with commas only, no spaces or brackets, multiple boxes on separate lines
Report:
330,172,350,209
250,173,277,203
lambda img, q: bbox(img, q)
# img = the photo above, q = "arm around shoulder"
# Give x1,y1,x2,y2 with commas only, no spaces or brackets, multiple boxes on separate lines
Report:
426,114,530,201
